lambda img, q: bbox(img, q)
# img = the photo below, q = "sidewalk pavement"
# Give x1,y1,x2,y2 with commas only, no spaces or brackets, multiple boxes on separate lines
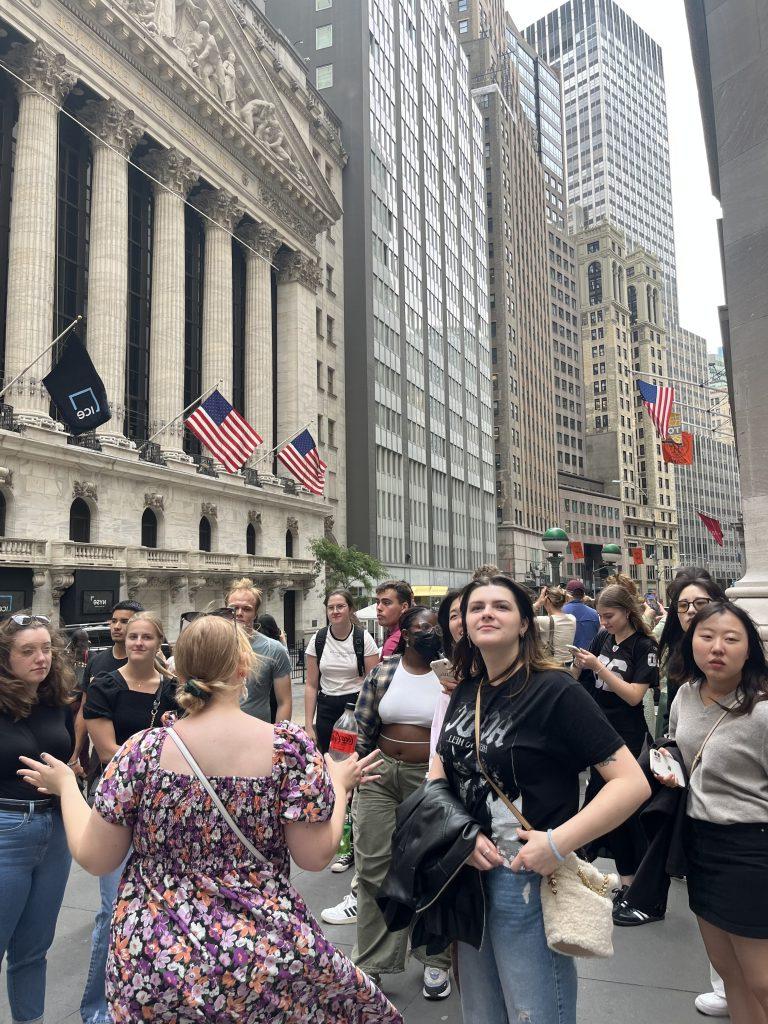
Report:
1,855,713,1024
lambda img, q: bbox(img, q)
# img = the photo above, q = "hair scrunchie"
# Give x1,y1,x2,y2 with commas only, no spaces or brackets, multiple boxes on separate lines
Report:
183,679,210,701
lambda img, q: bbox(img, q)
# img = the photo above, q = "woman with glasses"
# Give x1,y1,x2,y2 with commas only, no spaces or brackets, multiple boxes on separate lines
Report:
80,611,178,1024
18,613,399,1023
353,606,453,1001
0,613,76,1024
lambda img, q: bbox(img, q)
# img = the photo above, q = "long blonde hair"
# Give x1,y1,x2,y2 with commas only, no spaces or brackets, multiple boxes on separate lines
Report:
173,615,256,715
125,612,174,679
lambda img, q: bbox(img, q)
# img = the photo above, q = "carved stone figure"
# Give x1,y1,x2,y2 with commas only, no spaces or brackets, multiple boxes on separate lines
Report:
220,50,238,110
153,0,175,38
189,21,223,95
239,97,275,134
73,480,98,503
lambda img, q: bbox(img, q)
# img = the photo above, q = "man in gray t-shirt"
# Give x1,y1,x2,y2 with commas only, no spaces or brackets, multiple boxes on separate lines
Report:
227,579,293,723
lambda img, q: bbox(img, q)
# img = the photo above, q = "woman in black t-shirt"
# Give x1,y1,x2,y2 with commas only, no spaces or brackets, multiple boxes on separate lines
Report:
432,576,649,1024
0,613,76,1024
572,584,659,897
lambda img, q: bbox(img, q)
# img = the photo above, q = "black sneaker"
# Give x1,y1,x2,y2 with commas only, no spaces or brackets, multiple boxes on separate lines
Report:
331,849,355,873
612,884,628,907
613,901,665,926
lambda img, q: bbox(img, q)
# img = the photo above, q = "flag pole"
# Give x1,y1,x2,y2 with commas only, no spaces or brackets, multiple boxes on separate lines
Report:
249,420,313,468
0,315,83,401
142,379,224,447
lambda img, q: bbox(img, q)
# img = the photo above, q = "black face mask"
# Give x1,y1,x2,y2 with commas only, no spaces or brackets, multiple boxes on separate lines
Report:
410,631,443,662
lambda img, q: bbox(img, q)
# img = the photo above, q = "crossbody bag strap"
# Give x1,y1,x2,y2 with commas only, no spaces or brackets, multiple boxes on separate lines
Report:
166,728,269,866
690,700,738,774
474,683,534,832
548,615,555,654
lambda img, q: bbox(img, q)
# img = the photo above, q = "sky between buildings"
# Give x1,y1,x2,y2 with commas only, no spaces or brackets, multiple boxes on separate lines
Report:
509,0,725,351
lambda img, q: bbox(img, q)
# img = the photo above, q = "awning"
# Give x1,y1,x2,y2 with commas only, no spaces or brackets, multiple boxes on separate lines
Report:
412,585,449,598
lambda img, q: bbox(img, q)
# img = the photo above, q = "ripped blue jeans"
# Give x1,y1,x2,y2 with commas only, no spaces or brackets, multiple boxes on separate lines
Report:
458,866,577,1024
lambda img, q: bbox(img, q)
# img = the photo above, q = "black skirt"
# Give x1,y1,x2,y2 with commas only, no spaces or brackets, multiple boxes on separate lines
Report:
685,816,768,938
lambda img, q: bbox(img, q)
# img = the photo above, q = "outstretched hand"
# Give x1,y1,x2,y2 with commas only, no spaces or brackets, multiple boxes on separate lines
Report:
18,753,76,797
324,750,384,795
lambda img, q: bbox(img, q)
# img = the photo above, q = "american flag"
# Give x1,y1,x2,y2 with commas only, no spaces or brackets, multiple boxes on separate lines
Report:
277,429,327,495
185,389,262,473
697,511,724,547
637,379,674,439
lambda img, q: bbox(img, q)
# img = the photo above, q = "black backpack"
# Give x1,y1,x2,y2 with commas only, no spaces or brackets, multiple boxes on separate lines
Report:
314,625,367,678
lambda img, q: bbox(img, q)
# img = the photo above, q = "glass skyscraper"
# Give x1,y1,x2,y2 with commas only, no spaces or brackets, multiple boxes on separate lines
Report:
270,0,497,584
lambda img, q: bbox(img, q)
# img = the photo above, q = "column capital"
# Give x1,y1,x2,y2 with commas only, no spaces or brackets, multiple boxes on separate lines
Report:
139,147,199,198
80,98,144,157
238,222,281,262
277,250,322,291
195,189,244,233
4,41,77,103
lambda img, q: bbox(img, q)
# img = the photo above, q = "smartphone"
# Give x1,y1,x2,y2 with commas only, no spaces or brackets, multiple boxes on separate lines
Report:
430,657,454,681
565,644,581,655
649,747,686,787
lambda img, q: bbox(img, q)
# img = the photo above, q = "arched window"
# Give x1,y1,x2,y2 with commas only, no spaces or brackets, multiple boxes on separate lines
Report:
199,516,212,552
141,508,158,548
0,492,6,537
652,288,659,325
285,529,294,557
627,285,638,324
587,261,602,305
246,522,256,555
69,498,91,543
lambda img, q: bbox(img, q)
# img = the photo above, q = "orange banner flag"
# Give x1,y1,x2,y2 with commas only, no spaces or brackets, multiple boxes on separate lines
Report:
631,547,644,565
662,431,694,465
570,541,585,561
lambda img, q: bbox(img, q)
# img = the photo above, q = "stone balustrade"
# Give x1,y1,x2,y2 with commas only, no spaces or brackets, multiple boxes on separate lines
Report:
51,541,127,566
0,537,48,563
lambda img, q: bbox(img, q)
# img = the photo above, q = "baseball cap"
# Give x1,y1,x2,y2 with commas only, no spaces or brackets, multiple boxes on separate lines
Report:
565,579,585,594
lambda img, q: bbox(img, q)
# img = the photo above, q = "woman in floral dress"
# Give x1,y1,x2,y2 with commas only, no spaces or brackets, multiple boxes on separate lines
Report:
19,613,400,1023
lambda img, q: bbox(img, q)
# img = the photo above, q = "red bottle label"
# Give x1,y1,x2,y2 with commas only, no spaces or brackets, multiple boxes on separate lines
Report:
329,728,357,755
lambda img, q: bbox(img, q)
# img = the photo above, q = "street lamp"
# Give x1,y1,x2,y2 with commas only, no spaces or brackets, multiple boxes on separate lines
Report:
592,543,622,595
542,527,569,586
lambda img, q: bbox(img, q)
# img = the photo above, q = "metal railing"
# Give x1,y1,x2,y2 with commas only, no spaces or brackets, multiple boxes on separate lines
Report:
288,640,306,683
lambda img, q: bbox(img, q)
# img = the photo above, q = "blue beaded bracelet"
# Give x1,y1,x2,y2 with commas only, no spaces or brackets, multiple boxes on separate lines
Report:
547,828,566,863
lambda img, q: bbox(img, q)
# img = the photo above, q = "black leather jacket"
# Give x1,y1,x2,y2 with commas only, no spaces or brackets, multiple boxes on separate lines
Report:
376,778,485,954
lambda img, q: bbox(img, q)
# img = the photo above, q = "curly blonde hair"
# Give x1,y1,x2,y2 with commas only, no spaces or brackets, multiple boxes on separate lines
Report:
173,615,256,715
0,615,75,720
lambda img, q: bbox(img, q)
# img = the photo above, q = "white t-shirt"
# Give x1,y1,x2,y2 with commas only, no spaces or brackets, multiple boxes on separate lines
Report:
306,626,379,697
378,660,444,728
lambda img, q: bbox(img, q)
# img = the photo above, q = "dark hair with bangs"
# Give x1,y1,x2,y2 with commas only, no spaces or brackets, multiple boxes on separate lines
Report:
678,601,768,716
452,575,559,685
437,588,464,659
660,576,726,686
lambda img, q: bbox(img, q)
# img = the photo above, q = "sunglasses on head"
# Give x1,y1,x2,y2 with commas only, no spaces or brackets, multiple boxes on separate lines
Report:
10,614,51,628
181,607,239,631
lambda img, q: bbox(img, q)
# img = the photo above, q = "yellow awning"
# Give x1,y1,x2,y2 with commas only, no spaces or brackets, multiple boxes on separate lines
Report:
412,585,449,597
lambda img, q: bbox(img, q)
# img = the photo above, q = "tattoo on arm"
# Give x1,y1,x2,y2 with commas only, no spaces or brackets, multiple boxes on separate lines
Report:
595,754,617,768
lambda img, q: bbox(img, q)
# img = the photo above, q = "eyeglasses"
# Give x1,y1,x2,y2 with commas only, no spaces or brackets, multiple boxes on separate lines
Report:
676,598,712,614
10,614,51,627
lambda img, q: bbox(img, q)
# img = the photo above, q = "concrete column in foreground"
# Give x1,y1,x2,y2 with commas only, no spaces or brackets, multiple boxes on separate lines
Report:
195,189,243,396
276,250,322,461
80,99,143,447
139,148,199,460
238,222,280,453
3,42,76,425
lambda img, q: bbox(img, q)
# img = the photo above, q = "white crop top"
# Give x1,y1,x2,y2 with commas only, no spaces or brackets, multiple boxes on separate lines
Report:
378,660,443,728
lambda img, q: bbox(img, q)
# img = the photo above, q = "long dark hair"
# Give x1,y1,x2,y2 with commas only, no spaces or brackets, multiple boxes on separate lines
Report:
678,601,768,716
0,616,75,720
452,575,559,685
660,576,726,686
437,588,464,659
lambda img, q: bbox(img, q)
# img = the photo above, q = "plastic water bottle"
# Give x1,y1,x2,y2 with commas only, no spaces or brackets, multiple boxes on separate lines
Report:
329,703,358,762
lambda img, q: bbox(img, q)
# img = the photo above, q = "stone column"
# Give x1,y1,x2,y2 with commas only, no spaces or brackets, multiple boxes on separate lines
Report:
80,99,143,447
3,43,76,425
276,251,321,455
238,222,280,452
195,190,243,396
139,149,199,460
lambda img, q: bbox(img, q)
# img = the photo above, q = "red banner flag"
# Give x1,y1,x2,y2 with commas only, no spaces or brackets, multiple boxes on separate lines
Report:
631,547,644,565
570,541,585,561
697,511,724,546
662,432,695,465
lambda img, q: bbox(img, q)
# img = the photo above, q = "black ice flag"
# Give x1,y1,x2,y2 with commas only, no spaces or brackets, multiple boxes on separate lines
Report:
42,335,111,435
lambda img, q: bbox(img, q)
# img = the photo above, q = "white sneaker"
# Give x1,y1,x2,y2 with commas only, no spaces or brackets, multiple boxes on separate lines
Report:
694,990,729,1016
423,966,451,1000
320,892,357,925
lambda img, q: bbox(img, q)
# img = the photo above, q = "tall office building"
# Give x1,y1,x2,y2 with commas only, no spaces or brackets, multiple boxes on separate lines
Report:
525,1,678,324
671,329,742,586
269,0,497,587
451,3,581,577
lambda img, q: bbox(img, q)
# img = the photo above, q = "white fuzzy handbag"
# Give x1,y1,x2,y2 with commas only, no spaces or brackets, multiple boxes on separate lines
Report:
473,684,618,959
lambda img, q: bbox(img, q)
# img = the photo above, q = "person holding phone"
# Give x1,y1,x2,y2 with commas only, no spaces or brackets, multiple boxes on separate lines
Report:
429,588,465,758
571,584,658,905
654,601,768,1024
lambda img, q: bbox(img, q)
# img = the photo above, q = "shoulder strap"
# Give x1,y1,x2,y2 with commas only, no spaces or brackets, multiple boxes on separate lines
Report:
166,729,269,866
547,615,555,654
352,625,366,677
314,626,328,677
474,683,534,831
690,700,738,775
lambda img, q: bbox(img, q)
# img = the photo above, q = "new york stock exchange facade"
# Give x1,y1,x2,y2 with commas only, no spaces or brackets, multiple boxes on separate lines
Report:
0,0,347,640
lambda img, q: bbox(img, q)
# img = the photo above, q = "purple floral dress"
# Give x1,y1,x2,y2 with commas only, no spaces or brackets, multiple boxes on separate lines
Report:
94,723,402,1023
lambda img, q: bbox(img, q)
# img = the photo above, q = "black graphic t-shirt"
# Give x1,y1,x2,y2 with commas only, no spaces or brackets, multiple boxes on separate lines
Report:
579,629,658,747
437,669,622,860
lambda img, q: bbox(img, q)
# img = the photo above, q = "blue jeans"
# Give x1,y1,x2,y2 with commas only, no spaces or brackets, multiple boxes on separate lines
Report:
80,852,129,1024
0,803,72,1024
458,866,577,1024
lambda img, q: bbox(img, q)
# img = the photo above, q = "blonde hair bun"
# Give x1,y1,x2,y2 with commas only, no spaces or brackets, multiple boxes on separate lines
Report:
174,615,256,715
